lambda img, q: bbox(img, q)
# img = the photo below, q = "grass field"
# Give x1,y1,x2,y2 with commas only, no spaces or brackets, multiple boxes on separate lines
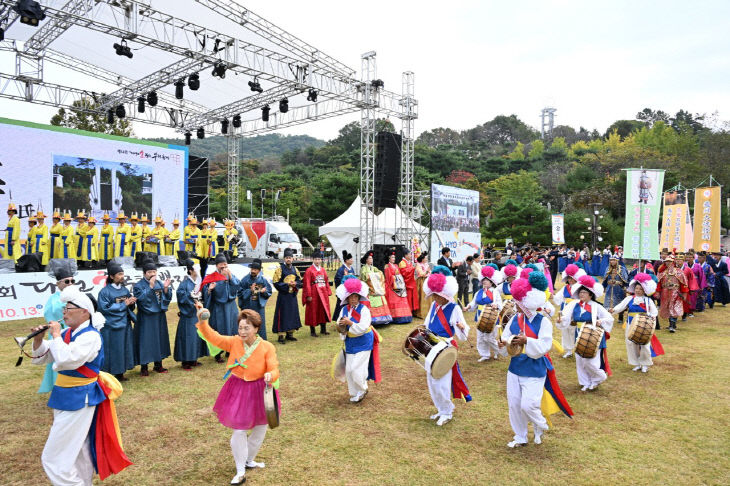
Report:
1,291,729,486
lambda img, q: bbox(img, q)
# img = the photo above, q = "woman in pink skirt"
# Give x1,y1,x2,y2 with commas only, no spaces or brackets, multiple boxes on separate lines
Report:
197,307,280,485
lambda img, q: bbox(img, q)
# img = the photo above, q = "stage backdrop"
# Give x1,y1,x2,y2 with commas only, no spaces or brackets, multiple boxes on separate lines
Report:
623,168,664,261
693,186,722,252
659,190,693,252
430,183,480,263
0,118,187,227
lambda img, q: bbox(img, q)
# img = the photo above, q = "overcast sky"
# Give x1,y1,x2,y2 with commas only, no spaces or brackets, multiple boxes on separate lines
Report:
2,0,729,141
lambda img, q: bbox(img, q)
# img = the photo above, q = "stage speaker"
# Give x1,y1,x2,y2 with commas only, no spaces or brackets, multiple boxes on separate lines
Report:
373,244,405,270
135,251,159,268
374,131,402,209
16,253,43,273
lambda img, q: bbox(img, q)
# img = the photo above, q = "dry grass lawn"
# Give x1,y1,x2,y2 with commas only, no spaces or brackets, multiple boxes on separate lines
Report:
1,290,729,485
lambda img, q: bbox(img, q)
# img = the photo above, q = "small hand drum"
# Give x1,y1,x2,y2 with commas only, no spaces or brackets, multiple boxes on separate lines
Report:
500,299,517,324
477,306,500,333
575,324,604,359
402,325,457,380
507,339,524,357
628,314,655,345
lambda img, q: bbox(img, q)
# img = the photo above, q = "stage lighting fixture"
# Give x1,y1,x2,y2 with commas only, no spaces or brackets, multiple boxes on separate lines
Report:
106,109,114,124
248,79,263,93
184,131,192,145
261,105,270,122
279,98,288,113
113,39,133,59
146,91,158,106
174,79,185,100
371,79,384,89
196,127,205,139
307,88,318,102
221,118,229,134
115,105,126,119
13,0,46,27
137,97,145,113
211,61,227,78
188,72,200,90
232,114,241,128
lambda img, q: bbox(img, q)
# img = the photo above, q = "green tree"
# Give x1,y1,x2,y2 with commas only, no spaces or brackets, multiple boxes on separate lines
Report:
528,139,545,159
485,171,550,244
604,120,644,139
50,98,132,136
508,141,526,161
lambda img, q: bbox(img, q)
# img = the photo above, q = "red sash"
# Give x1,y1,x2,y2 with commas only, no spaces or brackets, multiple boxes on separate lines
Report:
433,305,470,401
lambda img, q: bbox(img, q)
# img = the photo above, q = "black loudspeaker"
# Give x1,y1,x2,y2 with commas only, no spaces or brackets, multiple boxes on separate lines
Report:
373,244,405,270
135,251,159,268
16,253,43,273
374,131,402,209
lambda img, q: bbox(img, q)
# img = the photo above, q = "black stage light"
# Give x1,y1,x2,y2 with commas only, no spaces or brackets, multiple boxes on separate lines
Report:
371,79,384,89
187,72,200,90
137,97,145,113
115,105,126,118
279,98,288,113
13,0,46,27
146,91,158,106
307,88,318,102
106,109,114,124
184,131,192,145
232,114,241,128
221,118,229,134
261,105,270,122
113,39,133,59
196,127,205,139
211,61,227,78
248,79,263,93
174,79,185,100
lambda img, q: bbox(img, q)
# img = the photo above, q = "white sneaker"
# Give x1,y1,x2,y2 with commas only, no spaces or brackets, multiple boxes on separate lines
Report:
581,385,589,392
562,352,572,359
230,472,246,485
641,366,649,373
246,460,265,469
429,413,440,420
588,384,597,390
349,395,360,402
632,366,641,372
507,440,527,448
478,357,489,362
436,415,452,426
534,432,543,445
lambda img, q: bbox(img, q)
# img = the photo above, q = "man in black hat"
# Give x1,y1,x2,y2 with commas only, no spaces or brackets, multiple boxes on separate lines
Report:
302,249,332,337
238,258,272,340
272,248,303,343
98,261,137,381
201,253,241,361
133,260,172,376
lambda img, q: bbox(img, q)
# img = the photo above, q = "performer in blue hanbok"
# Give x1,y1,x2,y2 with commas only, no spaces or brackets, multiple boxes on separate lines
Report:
272,248,303,344
237,258,272,340
710,251,729,306
175,260,209,369
465,265,504,362
37,265,75,393
98,261,137,380
202,253,241,362
698,252,715,308
332,250,356,324
133,260,172,376
602,255,628,323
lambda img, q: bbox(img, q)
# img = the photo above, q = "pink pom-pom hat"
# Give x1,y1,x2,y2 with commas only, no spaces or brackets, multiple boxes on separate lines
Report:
424,272,458,302
628,272,657,296
571,274,604,300
503,264,519,278
336,278,369,302
562,263,587,283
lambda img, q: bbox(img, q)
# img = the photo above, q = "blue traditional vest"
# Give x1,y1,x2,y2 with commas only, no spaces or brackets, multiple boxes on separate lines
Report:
473,289,493,321
342,304,374,354
626,297,650,324
507,314,548,378
427,302,456,338
501,282,512,297
48,326,106,411
572,301,606,349
560,284,573,310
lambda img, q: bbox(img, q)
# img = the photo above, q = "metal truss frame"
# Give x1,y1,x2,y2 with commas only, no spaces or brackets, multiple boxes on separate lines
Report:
359,51,376,268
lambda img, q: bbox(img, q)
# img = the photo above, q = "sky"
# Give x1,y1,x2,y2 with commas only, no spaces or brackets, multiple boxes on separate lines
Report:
2,0,730,142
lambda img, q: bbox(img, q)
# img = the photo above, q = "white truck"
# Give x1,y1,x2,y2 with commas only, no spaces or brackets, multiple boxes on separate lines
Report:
237,217,303,259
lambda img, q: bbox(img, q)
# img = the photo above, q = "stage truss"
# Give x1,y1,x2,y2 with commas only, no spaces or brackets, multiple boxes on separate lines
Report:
0,0,420,263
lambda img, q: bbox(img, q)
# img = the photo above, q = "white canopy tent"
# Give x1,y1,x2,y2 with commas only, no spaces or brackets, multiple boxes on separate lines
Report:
319,196,429,262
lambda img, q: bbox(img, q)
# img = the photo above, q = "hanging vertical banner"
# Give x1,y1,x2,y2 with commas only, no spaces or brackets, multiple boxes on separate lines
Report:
623,168,665,260
551,214,565,245
659,191,691,252
693,186,722,252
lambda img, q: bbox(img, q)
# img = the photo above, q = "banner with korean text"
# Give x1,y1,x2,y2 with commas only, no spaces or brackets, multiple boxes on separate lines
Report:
551,214,565,245
693,186,721,252
659,191,693,252
623,169,664,260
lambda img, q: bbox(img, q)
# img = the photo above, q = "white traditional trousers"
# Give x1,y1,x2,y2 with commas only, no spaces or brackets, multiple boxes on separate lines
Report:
345,350,371,398
624,326,653,367
476,328,501,359
575,354,607,387
231,425,268,475
506,371,547,444
427,368,455,417
42,406,96,486
561,324,577,353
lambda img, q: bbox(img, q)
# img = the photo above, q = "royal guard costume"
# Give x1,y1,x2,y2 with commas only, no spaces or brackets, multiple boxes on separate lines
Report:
133,260,172,375
656,254,688,332
150,213,167,256
114,211,130,258
60,210,76,259
99,213,116,263
602,255,628,321
223,219,239,257
272,248,303,343
501,271,573,447
30,210,50,266
196,218,211,261
174,260,209,369
302,250,332,337
183,214,201,255
165,217,182,257
98,261,138,380
202,253,241,345
25,213,38,256
421,266,471,426
676,253,699,319
384,251,413,324
553,264,586,358
49,209,64,260
140,214,153,253
331,277,382,403
79,216,99,267
74,210,89,262
128,213,143,258
399,251,419,314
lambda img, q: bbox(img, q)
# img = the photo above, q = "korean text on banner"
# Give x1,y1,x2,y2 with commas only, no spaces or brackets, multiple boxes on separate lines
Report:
659,191,691,252
693,186,721,252
623,169,665,260
551,214,565,245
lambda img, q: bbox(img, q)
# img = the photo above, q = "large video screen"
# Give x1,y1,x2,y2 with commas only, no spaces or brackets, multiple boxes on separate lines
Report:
0,118,187,225
430,183,481,263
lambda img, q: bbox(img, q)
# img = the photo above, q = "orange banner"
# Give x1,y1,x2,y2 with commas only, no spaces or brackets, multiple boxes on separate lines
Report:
693,186,721,252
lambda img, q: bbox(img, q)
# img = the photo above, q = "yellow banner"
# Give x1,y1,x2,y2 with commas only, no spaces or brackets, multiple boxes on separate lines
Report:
660,192,691,252
693,186,722,252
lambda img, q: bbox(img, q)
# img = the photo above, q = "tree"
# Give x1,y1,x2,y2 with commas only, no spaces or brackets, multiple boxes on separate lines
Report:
636,108,670,127
484,171,551,244
671,109,705,134
604,120,644,139
50,98,132,136
464,115,540,147
508,141,526,161
416,127,464,148
528,139,545,159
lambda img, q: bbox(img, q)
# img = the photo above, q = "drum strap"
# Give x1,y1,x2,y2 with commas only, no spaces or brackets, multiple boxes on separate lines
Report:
435,307,456,347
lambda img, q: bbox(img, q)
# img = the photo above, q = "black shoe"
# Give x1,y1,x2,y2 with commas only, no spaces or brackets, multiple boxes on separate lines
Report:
286,334,298,342
669,327,675,333
310,328,318,337
320,325,331,336
277,336,286,344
